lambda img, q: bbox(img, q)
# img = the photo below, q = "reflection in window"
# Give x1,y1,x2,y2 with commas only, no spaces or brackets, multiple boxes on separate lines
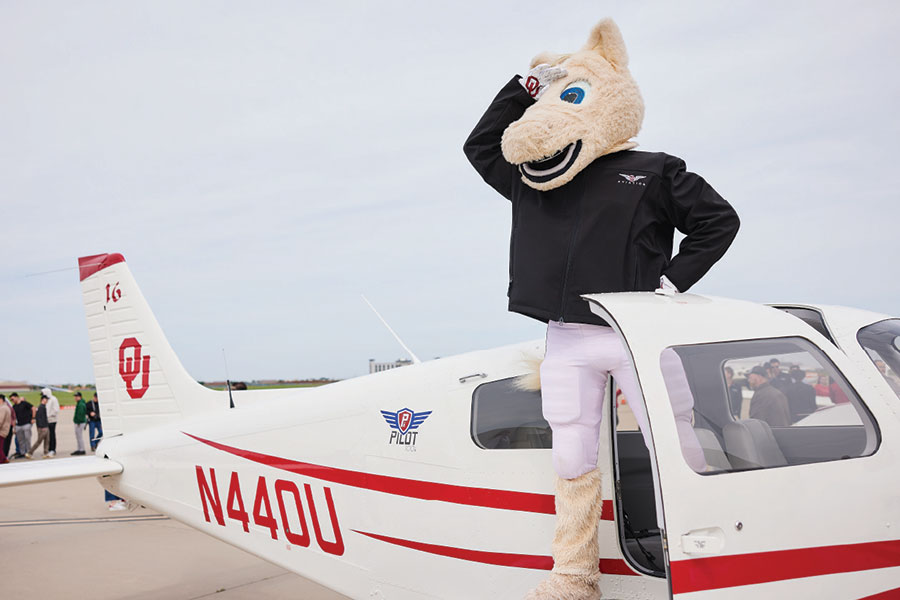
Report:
471,378,551,449
858,319,900,401
659,337,878,474
614,383,638,431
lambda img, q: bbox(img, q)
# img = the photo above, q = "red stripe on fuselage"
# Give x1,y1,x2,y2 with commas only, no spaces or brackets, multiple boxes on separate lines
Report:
857,587,900,600
671,539,900,594
352,529,638,575
185,432,615,517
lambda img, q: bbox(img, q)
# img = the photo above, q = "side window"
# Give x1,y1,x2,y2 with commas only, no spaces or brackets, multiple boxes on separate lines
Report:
660,337,879,473
857,319,900,401
471,378,551,449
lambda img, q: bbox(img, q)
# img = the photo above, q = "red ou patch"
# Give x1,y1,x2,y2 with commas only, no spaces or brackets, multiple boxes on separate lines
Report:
119,337,150,399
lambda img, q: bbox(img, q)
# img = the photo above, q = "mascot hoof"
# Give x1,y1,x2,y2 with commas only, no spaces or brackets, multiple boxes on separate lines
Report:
524,572,601,600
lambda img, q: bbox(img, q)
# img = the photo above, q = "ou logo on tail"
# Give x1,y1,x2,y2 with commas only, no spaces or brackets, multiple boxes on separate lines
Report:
119,337,151,399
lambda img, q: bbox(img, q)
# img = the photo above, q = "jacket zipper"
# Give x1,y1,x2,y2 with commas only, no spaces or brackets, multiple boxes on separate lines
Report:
558,195,582,323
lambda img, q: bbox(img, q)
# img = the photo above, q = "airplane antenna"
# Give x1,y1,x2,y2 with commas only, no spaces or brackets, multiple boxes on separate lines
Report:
222,348,235,409
361,294,421,364
23,266,78,278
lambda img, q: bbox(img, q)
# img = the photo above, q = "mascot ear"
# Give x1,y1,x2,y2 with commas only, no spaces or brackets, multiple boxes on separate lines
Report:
582,18,629,69
529,51,570,69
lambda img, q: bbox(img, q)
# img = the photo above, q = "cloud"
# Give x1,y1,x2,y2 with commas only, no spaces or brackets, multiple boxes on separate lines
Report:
1,1,898,383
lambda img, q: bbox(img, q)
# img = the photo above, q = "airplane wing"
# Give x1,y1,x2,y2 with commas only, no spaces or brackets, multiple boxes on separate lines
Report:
0,456,123,488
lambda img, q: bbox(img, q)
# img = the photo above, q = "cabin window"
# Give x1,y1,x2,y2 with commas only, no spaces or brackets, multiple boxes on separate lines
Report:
470,377,551,449
857,319,900,402
658,337,879,474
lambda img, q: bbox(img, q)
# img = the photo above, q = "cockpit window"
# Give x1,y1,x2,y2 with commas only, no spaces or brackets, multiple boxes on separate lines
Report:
471,377,551,449
857,319,900,401
659,337,879,474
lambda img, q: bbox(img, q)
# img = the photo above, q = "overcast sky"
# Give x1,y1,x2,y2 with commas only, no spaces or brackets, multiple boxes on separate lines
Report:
2,1,899,384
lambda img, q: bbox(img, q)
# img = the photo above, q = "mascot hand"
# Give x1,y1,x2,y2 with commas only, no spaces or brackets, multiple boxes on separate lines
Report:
655,275,679,296
519,64,567,100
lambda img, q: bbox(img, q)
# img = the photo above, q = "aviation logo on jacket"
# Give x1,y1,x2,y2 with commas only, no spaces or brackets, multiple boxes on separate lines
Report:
618,173,647,186
381,408,432,447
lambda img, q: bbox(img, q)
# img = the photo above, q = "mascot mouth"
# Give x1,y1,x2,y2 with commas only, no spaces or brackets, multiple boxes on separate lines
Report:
520,140,582,184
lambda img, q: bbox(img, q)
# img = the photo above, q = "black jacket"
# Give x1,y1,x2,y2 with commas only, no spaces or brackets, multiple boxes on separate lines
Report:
13,400,33,425
35,404,48,428
463,77,740,325
86,400,101,423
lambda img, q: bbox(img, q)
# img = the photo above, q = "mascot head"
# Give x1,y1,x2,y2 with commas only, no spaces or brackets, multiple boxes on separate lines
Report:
501,18,644,191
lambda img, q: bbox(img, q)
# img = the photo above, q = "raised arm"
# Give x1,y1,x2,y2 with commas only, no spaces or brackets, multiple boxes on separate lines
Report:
462,77,535,200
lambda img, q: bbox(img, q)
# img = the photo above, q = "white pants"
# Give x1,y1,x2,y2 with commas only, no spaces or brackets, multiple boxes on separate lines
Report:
74,422,86,452
541,322,705,479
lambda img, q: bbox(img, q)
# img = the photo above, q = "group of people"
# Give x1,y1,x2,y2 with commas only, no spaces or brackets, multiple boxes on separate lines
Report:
0,388,103,464
726,359,833,427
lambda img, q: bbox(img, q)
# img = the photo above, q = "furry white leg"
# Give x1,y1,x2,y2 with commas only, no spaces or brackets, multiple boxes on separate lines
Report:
525,469,603,600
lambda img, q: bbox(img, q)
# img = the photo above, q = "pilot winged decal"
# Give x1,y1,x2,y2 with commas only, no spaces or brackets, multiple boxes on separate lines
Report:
381,408,432,447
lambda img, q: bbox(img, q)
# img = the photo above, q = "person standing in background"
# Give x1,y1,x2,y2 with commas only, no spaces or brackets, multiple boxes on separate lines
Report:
12,393,34,459
829,378,850,404
86,392,102,452
42,387,60,457
724,367,743,417
29,395,50,458
5,392,22,458
4,394,16,459
785,367,816,421
71,392,87,456
747,366,791,427
0,394,11,464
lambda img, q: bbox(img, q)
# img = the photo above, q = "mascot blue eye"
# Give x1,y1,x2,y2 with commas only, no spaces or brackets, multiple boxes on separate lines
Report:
560,87,584,104
559,81,591,105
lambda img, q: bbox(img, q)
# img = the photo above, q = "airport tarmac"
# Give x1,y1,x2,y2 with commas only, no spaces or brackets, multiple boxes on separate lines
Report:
3,420,347,599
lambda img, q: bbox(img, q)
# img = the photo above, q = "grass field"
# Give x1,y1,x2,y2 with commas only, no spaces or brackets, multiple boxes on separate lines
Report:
9,388,95,407
8,382,331,408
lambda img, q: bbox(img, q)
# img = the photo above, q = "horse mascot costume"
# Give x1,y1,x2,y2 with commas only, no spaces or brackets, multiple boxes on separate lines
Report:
464,18,740,599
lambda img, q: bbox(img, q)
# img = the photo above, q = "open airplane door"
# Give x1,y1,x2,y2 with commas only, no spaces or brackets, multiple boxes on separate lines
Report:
585,293,900,599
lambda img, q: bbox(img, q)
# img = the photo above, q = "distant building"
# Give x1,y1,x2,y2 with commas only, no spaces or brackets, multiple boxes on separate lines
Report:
0,381,30,393
369,359,413,374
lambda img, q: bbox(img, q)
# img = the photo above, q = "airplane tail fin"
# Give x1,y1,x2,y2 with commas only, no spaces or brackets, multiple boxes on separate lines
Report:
78,253,223,436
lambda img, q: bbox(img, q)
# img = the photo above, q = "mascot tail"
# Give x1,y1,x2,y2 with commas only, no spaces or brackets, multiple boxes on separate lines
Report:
515,355,544,391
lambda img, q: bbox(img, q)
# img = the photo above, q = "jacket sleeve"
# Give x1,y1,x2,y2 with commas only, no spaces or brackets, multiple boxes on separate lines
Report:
661,155,740,292
462,76,534,201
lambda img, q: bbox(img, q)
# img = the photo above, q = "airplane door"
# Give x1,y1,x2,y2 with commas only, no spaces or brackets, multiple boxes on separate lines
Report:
585,293,900,599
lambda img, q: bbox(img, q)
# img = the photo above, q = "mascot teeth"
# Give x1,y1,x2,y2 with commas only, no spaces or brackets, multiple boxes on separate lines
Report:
520,140,583,183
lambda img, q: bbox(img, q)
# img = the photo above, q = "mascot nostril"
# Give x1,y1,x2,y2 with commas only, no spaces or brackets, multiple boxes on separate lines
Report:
464,16,740,600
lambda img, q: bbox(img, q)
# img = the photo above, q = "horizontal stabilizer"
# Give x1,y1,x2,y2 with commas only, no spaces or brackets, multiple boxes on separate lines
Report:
0,456,123,488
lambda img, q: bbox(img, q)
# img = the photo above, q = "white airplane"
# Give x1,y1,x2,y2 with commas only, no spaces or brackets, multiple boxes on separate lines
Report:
2,253,899,599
